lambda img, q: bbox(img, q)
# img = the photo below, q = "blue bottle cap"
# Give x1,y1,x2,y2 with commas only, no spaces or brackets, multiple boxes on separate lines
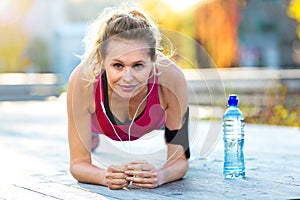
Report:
228,94,238,106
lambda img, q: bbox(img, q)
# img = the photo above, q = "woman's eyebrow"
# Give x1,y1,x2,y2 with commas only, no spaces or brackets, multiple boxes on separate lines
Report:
132,60,146,64
112,59,124,63
112,59,146,65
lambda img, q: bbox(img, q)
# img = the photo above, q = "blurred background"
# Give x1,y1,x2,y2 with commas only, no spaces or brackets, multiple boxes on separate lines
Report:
1,0,300,73
0,0,300,127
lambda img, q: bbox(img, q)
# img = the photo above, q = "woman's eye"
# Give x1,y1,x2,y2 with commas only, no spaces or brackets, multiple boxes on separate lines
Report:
134,64,143,69
113,63,123,69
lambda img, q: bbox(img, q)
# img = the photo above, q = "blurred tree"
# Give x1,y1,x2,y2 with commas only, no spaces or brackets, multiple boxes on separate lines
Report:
26,38,51,73
0,26,29,72
141,0,179,30
0,0,32,72
287,0,300,39
194,0,240,68
141,0,197,68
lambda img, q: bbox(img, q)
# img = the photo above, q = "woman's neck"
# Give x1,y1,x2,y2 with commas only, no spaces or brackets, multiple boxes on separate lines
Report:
108,85,148,122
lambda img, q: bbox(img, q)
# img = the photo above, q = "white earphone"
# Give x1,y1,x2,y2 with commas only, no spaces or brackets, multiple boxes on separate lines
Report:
96,59,182,166
99,62,157,143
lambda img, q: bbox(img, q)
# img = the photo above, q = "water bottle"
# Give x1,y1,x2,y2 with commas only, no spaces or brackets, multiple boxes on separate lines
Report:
223,94,245,179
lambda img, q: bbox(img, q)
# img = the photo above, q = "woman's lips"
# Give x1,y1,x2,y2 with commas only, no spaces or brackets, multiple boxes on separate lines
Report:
119,84,136,92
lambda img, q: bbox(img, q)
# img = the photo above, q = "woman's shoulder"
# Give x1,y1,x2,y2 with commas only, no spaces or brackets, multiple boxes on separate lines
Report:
68,63,94,99
156,55,186,89
69,63,95,87
67,63,95,113
68,63,84,85
156,54,187,109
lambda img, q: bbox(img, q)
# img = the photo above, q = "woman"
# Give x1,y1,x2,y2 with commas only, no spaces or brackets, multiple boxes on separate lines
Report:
67,5,190,190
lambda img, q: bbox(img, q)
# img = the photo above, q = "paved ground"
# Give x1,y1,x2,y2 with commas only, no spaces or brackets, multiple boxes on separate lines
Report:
0,94,300,199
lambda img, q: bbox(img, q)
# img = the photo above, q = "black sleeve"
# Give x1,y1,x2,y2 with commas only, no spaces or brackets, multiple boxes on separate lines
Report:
164,107,190,159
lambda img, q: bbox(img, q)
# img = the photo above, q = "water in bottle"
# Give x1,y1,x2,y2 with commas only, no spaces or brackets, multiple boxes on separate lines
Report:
223,94,245,179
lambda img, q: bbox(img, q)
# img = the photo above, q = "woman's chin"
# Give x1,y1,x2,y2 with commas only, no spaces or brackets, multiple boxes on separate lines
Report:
113,90,138,99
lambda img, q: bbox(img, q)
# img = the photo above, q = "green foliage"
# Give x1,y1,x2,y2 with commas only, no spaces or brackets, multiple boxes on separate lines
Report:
26,38,51,72
287,0,300,38
242,85,300,128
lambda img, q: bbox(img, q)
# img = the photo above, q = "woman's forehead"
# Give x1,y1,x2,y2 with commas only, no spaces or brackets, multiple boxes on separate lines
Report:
105,39,151,60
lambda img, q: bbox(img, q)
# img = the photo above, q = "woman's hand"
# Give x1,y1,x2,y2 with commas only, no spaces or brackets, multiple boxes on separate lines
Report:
125,160,160,189
105,165,130,190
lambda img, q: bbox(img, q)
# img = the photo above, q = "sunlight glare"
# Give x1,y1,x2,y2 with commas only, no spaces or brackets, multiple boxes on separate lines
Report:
0,0,12,23
0,0,21,25
0,0,10,12
162,0,207,12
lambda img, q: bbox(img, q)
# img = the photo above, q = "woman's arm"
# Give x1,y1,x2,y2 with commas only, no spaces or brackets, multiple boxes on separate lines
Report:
158,144,189,185
67,65,106,185
157,61,189,185
67,65,130,189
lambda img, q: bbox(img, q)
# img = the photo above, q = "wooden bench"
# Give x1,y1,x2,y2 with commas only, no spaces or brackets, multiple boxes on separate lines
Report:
0,73,62,101
184,68,300,107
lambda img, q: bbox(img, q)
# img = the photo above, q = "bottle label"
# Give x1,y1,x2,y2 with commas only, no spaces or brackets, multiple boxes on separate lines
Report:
223,118,244,138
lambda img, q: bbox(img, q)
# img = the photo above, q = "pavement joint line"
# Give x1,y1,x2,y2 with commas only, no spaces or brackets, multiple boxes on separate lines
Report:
12,184,63,200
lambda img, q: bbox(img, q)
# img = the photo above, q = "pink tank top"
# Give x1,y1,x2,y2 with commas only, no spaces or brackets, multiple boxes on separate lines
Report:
91,72,165,141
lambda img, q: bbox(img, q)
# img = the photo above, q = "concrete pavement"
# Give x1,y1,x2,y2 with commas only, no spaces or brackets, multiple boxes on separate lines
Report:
1,94,300,199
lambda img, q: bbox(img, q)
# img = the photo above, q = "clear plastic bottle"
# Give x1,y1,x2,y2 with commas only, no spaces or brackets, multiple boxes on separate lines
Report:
223,94,245,179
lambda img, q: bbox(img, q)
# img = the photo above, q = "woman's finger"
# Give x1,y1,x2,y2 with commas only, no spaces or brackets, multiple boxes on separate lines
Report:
127,163,154,171
107,165,127,173
125,169,154,178
106,174,129,190
108,179,129,190
126,172,157,181
110,178,129,185
129,176,159,188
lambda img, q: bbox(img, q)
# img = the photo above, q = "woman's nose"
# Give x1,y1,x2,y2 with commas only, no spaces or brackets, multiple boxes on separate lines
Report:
123,67,134,83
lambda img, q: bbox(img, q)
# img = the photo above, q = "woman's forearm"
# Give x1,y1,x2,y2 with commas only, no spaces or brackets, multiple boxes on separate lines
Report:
158,158,189,186
70,162,107,186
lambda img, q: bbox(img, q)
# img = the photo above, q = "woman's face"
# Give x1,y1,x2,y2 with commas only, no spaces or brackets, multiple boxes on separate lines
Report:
102,39,154,99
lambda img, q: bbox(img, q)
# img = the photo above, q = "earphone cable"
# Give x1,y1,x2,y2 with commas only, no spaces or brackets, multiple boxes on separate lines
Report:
99,63,157,161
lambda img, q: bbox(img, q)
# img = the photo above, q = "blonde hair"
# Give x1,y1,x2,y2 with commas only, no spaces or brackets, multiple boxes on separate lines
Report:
79,4,162,84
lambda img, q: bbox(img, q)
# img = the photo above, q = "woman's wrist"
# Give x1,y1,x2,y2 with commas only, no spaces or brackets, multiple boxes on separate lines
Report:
156,167,165,187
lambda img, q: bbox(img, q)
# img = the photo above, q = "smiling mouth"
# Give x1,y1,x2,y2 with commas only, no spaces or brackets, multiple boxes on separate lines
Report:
119,85,136,92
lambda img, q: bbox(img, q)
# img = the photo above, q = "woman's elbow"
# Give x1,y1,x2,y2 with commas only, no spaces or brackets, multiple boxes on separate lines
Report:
69,162,84,182
70,163,78,181
179,158,189,177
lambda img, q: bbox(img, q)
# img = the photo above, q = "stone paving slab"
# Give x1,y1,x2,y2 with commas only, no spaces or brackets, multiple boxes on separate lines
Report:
0,95,300,199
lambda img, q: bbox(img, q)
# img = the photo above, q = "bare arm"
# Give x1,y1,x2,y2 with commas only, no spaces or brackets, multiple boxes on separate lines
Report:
157,61,189,185
67,65,130,189
67,65,107,185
